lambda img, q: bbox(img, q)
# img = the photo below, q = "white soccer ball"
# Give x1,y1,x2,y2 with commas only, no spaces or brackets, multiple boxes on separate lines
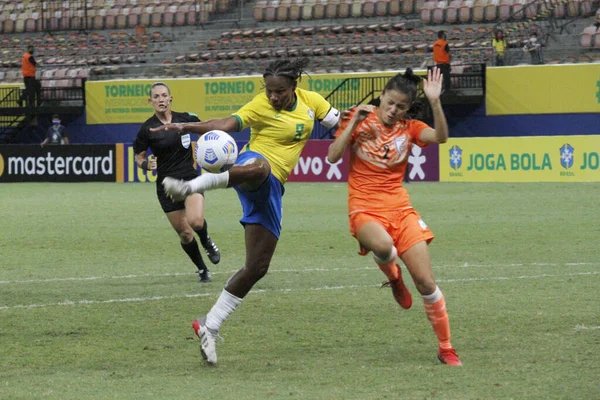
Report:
194,130,238,173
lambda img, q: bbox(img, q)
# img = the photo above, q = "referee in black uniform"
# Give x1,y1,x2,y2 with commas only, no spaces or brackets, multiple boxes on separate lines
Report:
134,82,220,282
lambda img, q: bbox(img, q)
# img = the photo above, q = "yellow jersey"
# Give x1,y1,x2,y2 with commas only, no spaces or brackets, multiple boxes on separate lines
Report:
232,88,334,184
492,39,507,55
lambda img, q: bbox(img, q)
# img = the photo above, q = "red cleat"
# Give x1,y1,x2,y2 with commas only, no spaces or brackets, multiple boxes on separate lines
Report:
438,347,463,366
381,265,412,309
191,319,201,339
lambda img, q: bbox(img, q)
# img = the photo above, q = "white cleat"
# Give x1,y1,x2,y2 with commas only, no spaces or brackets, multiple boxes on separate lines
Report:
191,317,218,366
162,177,192,202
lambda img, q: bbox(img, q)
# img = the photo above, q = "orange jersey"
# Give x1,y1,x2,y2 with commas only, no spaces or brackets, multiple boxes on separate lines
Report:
335,109,430,214
433,39,450,64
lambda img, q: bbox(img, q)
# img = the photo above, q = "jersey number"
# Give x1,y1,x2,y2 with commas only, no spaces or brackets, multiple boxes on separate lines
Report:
294,124,305,141
382,144,390,159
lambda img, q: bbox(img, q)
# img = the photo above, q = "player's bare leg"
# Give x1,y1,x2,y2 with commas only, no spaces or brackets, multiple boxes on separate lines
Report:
401,241,462,366
163,159,271,201
192,225,278,365
358,222,412,309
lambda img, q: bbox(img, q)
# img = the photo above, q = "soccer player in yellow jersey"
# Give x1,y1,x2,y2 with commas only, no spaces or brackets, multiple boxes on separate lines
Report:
151,58,340,365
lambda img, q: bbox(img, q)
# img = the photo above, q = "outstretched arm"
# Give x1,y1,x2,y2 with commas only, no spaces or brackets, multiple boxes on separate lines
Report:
150,116,239,135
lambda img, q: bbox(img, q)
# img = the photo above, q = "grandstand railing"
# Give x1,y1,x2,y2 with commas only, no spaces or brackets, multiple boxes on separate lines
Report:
325,63,486,112
35,0,245,32
0,84,86,108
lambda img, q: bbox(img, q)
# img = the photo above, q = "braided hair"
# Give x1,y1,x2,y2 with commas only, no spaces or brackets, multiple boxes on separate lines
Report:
263,57,310,84
383,68,424,119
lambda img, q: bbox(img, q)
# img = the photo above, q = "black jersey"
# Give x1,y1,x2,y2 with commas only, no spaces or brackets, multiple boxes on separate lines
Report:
133,111,201,180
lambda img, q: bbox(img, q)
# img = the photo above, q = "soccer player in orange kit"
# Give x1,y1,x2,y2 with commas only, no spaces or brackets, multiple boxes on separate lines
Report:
327,67,462,366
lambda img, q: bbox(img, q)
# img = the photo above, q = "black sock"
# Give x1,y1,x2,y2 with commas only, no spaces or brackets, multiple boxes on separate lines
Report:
196,219,209,248
181,238,207,272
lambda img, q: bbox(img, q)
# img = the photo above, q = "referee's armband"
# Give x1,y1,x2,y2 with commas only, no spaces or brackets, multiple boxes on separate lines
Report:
320,107,341,129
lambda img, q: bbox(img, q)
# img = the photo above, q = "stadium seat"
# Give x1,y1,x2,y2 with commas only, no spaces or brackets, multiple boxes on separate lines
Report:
289,0,302,19
251,6,265,22
338,0,351,16
327,0,340,17
25,15,37,32
363,0,376,16
445,0,461,23
524,0,537,18
431,1,448,24
389,0,401,14
510,0,524,18
593,29,600,48
375,0,388,16
313,0,326,18
127,7,141,28
580,0,592,15
277,0,290,20
163,5,177,26
186,5,198,25
265,1,276,21
140,7,153,26
3,17,15,34
484,0,498,20
402,0,415,13
420,1,435,23
566,0,579,16
15,16,25,33
579,26,595,47
459,0,472,22
498,0,511,19
472,0,487,21
351,0,362,16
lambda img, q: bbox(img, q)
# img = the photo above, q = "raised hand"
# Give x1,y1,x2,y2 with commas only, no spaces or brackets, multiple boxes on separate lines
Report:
352,104,375,123
423,67,443,102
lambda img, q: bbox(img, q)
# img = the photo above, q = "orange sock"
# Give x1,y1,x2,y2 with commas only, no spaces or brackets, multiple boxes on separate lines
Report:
423,287,453,350
373,247,399,281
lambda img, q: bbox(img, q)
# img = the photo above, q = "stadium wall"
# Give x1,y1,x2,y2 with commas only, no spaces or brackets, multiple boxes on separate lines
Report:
2,135,598,183
61,64,600,145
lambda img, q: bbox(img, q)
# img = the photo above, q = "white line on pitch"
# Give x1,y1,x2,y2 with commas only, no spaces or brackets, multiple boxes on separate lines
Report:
0,271,598,311
574,325,600,331
1,262,598,285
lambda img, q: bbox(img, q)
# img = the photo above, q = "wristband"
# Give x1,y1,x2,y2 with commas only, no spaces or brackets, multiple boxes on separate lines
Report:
141,160,149,170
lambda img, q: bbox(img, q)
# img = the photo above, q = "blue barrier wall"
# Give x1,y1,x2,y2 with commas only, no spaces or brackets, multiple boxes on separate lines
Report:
18,104,600,145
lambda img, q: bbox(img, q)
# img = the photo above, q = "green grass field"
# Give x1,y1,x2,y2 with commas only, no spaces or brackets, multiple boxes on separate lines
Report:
1,182,598,399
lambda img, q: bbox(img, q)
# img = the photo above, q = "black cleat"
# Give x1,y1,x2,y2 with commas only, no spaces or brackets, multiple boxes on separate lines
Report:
202,237,220,265
198,269,212,283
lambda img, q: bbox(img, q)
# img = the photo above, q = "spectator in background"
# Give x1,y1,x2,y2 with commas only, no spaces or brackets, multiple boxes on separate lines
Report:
523,32,543,65
432,31,451,92
41,115,69,147
492,30,508,66
18,45,41,107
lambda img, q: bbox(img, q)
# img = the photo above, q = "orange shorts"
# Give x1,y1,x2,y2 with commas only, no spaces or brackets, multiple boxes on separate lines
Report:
349,208,434,256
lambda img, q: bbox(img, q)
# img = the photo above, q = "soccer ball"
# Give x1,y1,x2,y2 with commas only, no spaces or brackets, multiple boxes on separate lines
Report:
194,130,238,173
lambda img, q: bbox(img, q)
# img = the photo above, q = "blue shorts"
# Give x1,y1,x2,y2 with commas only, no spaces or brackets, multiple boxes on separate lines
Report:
233,150,285,239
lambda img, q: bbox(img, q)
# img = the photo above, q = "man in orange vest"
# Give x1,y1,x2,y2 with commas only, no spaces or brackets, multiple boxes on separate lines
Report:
432,31,451,92
19,45,40,107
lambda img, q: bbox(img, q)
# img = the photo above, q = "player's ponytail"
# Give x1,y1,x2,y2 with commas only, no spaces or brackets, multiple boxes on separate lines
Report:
383,68,421,104
263,57,310,84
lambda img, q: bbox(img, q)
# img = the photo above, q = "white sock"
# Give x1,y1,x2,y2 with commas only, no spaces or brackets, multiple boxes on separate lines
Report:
373,246,398,265
189,171,229,193
422,286,443,304
205,289,242,332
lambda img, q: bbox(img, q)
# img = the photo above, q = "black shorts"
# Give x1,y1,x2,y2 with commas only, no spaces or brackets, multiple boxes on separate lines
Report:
156,172,202,214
